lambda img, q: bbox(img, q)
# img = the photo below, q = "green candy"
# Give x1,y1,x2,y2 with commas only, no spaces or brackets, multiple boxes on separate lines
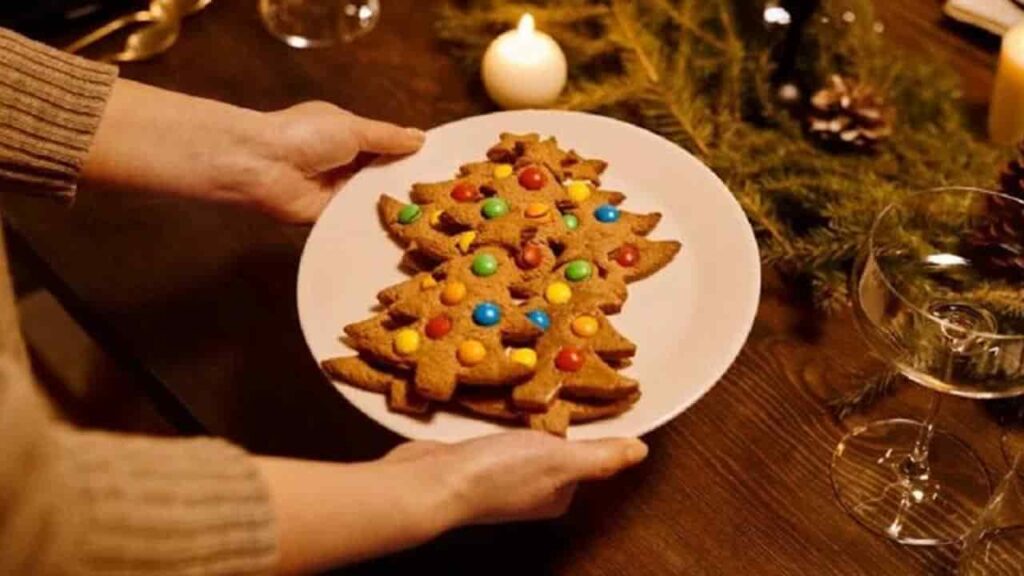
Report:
562,213,580,230
481,198,509,219
397,203,422,225
472,253,499,277
564,260,592,282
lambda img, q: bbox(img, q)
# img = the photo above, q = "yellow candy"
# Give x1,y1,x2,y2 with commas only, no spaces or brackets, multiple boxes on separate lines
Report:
567,181,592,203
420,275,438,289
571,315,599,338
493,164,514,179
458,340,487,366
441,281,467,305
525,203,550,219
457,231,477,254
545,281,572,304
509,348,538,368
394,329,420,355
428,209,444,228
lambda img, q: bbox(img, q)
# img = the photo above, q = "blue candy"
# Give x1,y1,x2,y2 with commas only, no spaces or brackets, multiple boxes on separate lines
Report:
526,309,551,331
594,203,621,223
472,301,502,327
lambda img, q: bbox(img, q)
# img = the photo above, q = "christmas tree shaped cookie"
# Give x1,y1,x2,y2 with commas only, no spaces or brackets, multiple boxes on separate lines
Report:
343,249,541,401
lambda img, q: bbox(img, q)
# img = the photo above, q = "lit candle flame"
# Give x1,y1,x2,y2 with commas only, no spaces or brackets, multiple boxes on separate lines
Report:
517,13,536,37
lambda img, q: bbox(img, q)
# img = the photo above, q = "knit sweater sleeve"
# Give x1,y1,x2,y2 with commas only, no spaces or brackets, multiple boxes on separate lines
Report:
0,29,278,574
0,28,114,198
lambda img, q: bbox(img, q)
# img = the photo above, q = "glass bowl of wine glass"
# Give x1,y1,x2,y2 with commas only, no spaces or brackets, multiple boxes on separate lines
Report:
833,187,1024,546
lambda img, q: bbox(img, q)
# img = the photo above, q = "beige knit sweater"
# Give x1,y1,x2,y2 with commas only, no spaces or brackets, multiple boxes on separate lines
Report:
0,29,277,575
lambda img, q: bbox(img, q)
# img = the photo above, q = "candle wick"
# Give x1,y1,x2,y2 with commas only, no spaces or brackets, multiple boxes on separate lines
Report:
517,13,536,37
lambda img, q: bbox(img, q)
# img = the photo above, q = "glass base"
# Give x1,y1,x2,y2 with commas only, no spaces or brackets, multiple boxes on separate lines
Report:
831,418,992,546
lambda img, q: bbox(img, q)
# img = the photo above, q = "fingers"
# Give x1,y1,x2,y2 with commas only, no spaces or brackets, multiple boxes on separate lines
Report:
349,115,426,155
558,438,648,482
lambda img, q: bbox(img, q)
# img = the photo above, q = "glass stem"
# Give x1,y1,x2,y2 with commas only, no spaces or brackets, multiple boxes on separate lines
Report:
909,392,943,470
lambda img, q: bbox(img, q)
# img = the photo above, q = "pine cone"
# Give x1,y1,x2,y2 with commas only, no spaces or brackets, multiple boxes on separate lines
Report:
999,140,1024,202
962,217,1024,280
806,75,893,151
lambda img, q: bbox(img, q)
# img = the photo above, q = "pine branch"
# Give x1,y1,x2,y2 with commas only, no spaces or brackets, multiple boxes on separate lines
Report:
828,369,898,420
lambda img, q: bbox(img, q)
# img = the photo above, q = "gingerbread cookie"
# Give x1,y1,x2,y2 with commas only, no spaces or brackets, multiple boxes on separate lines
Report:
327,131,680,435
345,249,541,401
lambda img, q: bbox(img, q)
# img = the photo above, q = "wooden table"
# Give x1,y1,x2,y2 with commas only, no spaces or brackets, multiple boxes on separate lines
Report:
3,1,1016,573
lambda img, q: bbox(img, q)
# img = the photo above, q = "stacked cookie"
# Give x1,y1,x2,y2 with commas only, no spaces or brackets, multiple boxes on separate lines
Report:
322,133,681,435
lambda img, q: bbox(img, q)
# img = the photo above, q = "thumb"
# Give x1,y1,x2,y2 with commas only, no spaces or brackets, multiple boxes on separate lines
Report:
558,438,648,482
349,115,426,155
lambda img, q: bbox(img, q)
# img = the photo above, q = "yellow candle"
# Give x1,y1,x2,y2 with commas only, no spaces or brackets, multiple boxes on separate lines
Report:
481,14,567,110
989,22,1024,144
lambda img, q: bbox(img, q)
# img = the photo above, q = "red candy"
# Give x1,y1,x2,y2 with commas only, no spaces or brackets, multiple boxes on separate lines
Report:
517,166,547,191
450,182,480,203
517,242,545,270
614,244,641,267
555,346,585,372
425,315,453,339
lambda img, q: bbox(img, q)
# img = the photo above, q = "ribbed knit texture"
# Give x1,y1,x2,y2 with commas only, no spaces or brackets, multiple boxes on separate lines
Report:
0,28,115,198
0,29,278,575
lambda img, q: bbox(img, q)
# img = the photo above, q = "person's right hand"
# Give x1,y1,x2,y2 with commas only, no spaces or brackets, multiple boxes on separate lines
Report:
388,431,648,525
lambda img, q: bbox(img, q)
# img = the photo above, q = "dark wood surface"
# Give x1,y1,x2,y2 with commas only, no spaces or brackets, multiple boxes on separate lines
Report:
3,1,1016,574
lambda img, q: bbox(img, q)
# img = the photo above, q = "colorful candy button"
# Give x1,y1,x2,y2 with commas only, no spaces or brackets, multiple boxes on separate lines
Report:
425,315,453,339
594,204,620,223
457,231,477,254
525,202,550,219
562,213,580,230
441,281,467,305
397,203,422,224
509,348,538,368
518,165,547,190
564,260,592,282
526,309,551,331
555,346,585,372
481,197,509,219
545,281,572,304
571,315,599,338
493,164,514,179
450,182,480,202
472,253,499,277
614,244,641,267
394,329,420,355
517,242,545,270
457,340,487,366
420,275,439,289
428,209,444,228
566,181,591,203
472,302,501,327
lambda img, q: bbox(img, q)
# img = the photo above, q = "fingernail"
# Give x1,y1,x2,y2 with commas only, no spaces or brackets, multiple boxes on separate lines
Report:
625,440,648,463
405,127,426,142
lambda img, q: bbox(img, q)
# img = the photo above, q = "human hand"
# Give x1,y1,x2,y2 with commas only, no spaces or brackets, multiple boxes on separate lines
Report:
82,80,424,223
389,431,648,525
246,101,425,222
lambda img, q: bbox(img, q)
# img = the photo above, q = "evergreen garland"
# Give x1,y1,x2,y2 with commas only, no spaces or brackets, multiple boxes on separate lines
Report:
436,0,1008,311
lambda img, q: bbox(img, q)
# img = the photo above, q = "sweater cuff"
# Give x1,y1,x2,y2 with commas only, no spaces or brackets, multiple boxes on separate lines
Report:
54,430,278,575
0,29,117,200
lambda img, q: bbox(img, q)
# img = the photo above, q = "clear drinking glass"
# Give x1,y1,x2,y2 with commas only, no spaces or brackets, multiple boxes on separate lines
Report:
832,187,1024,546
258,0,380,48
959,447,1024,574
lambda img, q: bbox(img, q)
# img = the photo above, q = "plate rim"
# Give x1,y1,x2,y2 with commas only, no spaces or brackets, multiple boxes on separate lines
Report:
297,109,761,440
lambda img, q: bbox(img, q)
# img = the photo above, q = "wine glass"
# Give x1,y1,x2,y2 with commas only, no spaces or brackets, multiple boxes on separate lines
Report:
259,0,380,48
959,448,1024,574
832,187,1024,546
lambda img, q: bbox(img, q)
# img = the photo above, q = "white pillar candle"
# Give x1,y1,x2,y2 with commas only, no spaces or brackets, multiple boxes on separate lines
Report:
481,14,568,110
990,22,1024,144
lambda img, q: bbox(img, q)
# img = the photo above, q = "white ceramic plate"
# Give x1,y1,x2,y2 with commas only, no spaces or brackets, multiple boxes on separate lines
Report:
298,110,759,441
